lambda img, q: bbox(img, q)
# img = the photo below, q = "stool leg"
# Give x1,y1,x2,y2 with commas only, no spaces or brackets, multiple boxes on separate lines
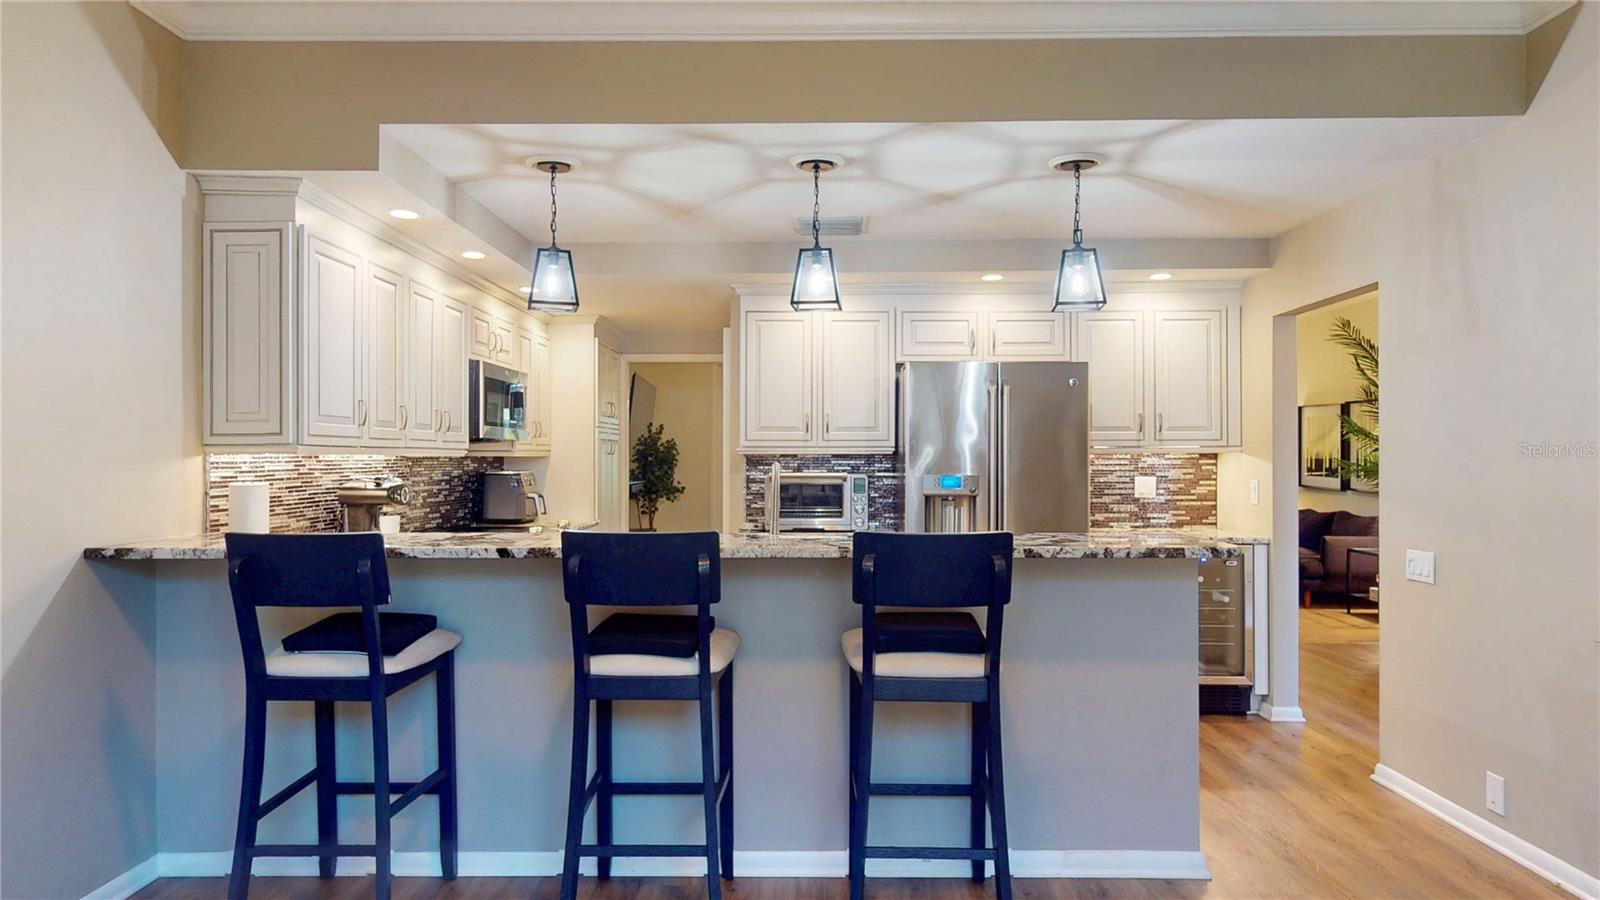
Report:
698,679,724,900
436,655,459,880
370,696,393,900
227,692,267,900
849,677,874,900
985,695,1011,900
559,688,590,900
718,664,735,880
847,672,861,861
314,700,337,880
969,701,988,883
595,699,613,881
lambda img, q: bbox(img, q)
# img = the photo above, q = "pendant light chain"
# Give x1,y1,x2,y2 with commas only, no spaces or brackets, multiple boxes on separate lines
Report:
1072,162,1084,248
811,162,823,249
548,164,560,249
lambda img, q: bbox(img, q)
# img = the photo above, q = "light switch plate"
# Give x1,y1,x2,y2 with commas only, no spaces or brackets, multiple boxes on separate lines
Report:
1249,479,1260,505
1485,771,1506,816
1405,549,1436,584
1133,475,1158,499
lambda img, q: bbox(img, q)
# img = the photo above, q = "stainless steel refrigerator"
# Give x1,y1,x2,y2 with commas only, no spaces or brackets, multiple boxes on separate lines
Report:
900,361,1089,533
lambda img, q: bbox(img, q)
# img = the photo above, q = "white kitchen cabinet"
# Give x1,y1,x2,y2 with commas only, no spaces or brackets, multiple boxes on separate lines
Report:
436,295,470,448
516,325,553,454
204,224,293,444
988,312,1069,360
1075,310,1146,445
596,341,623,425
404,282,443,446
301,234,364,443
364,263,407,446
468,304,497,360
742,311,815,444
821,311,893,444
898,309,980,359
596,425,624,530
1151,308,1225,444
491,315,517,367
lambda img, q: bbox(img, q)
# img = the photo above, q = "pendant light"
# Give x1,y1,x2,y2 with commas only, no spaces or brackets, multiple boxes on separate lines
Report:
1050,154,1108,312
790,156,843,311
525,158,579,313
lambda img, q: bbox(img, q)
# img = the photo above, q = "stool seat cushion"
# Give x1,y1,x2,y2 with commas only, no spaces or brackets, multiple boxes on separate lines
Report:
282,612,438,656
265,628,461,678
589,612,716,658
587,627,740,677
874,611,984,654
841,628,985,679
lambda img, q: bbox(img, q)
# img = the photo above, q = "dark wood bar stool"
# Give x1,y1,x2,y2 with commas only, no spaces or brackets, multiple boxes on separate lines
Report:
843,531,1015,900
559,531,737,900
224,533,459,900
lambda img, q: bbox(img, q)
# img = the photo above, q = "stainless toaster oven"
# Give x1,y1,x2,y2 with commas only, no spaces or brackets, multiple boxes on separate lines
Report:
765,467,869,532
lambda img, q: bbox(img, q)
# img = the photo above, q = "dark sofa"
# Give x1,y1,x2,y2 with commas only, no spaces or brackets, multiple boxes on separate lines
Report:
1299,509,1379,602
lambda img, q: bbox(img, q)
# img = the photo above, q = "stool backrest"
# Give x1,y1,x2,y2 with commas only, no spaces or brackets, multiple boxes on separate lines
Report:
851,530,1014,681
561,531,721,681
225,532,392,681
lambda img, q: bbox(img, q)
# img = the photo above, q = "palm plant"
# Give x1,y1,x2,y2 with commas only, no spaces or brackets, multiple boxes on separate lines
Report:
1328,316,1379,485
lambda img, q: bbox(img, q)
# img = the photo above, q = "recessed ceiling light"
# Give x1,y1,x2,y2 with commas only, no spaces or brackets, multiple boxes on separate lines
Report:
388,208,420,220
461,250,486,260
1149,272,1174,281
981,273,1005,282
519,286,532,294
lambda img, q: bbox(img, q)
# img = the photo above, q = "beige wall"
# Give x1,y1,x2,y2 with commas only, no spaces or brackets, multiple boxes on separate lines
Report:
1,2,202,895
1222,4,1597,878
628,363,723,532
1296,291,1379,515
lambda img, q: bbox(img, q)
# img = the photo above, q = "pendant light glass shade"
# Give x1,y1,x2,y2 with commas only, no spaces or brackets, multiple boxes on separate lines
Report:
791,158,843,311
527,246,578,313
527,159,579,313
791,245,840,311
1052,244,1106,312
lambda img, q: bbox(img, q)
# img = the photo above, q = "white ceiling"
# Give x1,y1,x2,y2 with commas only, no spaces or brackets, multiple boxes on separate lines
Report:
385,118,1507,244
136,0,1571,42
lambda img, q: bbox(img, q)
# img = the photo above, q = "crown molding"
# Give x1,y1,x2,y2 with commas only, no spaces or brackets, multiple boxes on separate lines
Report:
731,279,1242,298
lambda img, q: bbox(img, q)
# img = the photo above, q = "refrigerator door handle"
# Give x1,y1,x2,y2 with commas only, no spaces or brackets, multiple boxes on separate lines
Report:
998,381,1011,530
987,379,1000,530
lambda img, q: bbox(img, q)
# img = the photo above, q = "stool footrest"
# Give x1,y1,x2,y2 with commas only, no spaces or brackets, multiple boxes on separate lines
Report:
869,781,974,797
251,843,377,858
334,778,444,796
390,769,449,815
865,846,998,861
578,843,710,858
256,767,321,819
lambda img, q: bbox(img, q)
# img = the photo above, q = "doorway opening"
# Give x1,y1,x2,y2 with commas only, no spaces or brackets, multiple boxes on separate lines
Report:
622,356,725,532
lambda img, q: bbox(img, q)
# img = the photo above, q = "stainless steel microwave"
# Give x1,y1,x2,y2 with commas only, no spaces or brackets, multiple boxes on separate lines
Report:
468,359,528,442
765,467,869,532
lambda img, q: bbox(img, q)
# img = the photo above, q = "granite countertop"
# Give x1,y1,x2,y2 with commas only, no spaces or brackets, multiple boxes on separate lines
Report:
85,529,1251,561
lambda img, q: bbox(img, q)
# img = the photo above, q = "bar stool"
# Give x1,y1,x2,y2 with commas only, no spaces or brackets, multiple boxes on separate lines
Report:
843,531,1014,900
224,533,459,900
559,531,737,900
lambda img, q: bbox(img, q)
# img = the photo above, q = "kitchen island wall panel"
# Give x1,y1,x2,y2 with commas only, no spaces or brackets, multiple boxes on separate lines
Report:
142,553,1202,871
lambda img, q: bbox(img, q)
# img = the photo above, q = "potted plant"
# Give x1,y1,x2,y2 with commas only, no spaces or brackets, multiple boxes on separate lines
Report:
630,422,685,532
1328,316,1379,488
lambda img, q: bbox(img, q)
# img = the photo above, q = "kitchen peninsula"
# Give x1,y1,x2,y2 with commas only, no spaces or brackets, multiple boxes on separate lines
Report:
86,529,1238,880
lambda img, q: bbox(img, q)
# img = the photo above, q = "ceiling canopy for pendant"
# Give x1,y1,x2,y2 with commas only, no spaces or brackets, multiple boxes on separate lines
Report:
790,155,844,312
525,158,579,313
1049,153,1108,313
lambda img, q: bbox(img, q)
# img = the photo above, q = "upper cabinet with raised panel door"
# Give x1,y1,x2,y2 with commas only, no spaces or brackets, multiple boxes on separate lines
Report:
204,224,294,444
1075,310,1146,445
1151,308,1225,444
199,175,538,455
596,342,623,426
988,312,1070,360
898,310,980,359
516,326,553,453
899,309,1071,362
740,308,893,451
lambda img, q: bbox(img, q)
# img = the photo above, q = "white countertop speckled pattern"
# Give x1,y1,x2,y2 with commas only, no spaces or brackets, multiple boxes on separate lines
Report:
84,528,1258,562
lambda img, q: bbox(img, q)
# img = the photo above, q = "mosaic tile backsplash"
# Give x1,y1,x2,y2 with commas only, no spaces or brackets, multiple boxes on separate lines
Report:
743,452,1216,531
205,453,502,534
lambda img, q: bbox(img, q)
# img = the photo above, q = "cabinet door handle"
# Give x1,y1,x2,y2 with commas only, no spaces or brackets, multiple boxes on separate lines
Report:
991,329,997,356
433,409,441,432
399,404,408,430
1138,411,1144,436
1156,412,1163,434
968,326,975,353
444,410,451,434
357,398,366,426
804,411,811,434
824,412,830,435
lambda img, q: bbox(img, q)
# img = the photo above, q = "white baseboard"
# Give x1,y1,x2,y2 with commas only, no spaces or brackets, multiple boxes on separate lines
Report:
80,856,160,900
1258,703,1306,723
141,848,1209,881
1372,764,1599,900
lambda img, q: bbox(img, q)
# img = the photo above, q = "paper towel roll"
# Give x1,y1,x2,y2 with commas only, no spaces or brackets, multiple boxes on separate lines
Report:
228,482,270,533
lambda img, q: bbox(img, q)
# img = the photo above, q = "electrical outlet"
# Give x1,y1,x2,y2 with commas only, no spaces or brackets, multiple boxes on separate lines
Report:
1249,479,1260,505
1485,771,1506,816
1133,475,1158,499
1405,549,1436,584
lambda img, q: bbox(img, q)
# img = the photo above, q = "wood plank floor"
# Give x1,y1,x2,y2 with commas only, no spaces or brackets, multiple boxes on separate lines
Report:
134,608,1567,899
